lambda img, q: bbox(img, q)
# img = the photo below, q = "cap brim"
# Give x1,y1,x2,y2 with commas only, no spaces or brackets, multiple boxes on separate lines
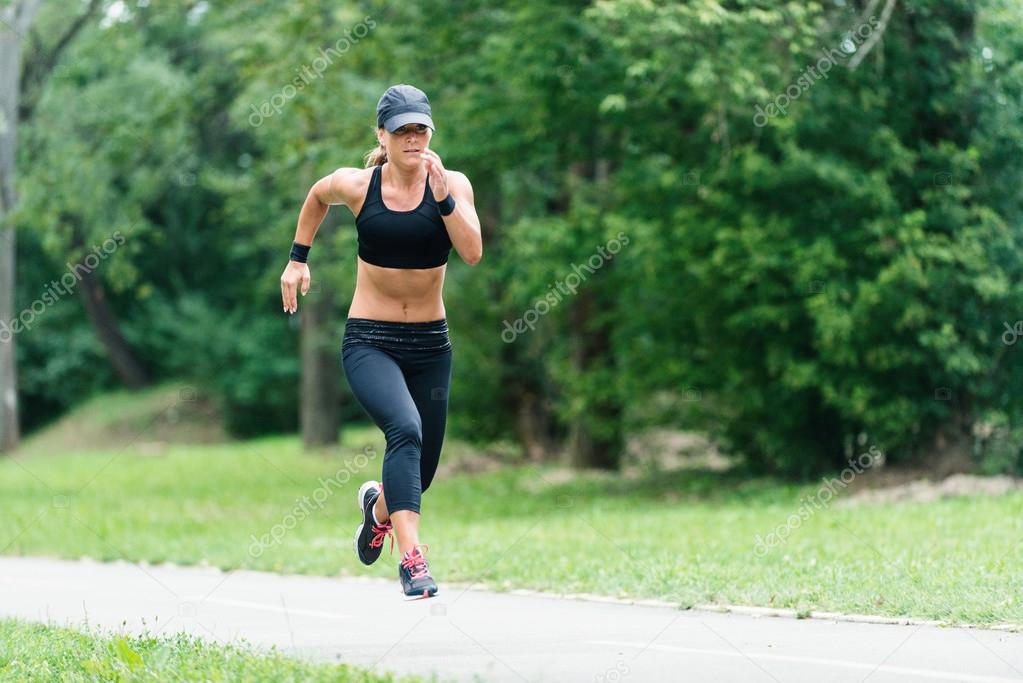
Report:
383,112,435,132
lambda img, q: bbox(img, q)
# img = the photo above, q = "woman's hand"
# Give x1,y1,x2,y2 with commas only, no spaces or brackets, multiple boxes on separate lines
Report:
280,261,311,314
420,149,449,200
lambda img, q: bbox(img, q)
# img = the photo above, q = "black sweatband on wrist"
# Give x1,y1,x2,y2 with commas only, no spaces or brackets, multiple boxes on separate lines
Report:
290,241,311,263
437,193,456,216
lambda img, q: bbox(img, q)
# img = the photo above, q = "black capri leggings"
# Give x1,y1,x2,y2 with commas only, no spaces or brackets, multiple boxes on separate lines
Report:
341,317,452,515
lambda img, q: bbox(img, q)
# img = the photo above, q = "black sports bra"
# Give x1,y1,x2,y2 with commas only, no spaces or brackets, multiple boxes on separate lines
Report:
354,165,453,269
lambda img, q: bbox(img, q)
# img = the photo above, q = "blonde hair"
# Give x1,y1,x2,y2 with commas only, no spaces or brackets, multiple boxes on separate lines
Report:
363,127,387,167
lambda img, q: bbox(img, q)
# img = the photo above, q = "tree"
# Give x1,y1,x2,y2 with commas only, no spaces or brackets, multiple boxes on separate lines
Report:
0,0,44,453
2,0,109,451
300,209,341,448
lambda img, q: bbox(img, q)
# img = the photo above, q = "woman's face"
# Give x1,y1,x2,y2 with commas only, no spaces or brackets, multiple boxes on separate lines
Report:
378,124,433,168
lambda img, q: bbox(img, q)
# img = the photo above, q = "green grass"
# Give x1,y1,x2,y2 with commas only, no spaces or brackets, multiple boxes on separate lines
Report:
1,427,1021,626
20,384,227,456
0,618,429,682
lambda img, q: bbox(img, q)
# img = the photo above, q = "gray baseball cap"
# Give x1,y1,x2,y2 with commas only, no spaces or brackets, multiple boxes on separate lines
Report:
376,84,435,132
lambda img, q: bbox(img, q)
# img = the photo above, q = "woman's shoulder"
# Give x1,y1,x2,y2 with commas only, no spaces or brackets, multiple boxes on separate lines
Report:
330,166,376,201
443,169,473,197
333,166,376,182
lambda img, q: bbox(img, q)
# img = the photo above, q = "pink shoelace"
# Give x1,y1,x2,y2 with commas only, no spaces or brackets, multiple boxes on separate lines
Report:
369,519,395,555
400,544,431,579
368,483,395,555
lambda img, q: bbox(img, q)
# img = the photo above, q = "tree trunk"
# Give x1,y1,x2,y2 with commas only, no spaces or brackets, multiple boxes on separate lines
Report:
0,0,44,453
497,310,558,462
516,390,553,462
486,188,559,461
564,288,623,470
70,225,151,389
926,401,975,476
563,157,623,470
0,229,17,454
300,210,340,448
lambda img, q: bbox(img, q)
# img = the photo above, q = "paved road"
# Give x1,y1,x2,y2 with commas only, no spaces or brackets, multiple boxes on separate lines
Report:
0,556,1021,683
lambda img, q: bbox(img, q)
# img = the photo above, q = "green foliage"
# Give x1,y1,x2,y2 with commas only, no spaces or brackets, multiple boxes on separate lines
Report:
581,0,1023,474
13,0,1023,475
141,295,299,436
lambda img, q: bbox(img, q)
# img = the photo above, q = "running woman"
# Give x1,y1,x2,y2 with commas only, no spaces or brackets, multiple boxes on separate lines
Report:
279,84,482,600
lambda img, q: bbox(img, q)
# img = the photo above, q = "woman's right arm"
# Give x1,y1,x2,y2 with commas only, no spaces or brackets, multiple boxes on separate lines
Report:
280,168,357,314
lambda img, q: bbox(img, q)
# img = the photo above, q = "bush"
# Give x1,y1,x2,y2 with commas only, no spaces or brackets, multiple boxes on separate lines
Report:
140,295,299,437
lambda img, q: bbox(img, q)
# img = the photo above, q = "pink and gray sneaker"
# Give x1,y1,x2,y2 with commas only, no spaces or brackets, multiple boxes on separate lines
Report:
399,543,438,600
354,480,394,565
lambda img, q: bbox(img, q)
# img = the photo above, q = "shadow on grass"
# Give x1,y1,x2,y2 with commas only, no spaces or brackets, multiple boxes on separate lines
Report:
437,462,806,519
540,465,799,504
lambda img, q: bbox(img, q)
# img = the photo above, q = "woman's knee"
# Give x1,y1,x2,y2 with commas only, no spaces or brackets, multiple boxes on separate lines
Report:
385,415,423,448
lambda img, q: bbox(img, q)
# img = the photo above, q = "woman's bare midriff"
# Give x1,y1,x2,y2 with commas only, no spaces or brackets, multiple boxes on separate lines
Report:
347,256,447,322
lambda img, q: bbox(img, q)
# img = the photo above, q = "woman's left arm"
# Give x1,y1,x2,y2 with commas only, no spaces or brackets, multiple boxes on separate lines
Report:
421,149,483,266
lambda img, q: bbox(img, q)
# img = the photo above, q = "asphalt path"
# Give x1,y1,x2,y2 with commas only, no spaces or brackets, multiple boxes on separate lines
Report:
1,556,1021,682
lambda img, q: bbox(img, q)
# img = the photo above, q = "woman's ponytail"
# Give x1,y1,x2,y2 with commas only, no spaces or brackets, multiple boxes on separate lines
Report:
364,144,387,167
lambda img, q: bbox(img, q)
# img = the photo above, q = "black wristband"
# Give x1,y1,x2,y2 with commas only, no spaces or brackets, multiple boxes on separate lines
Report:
290,241,311,263
437,192,456,216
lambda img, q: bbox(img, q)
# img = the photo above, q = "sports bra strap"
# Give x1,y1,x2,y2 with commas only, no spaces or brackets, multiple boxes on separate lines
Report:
365,165,383,207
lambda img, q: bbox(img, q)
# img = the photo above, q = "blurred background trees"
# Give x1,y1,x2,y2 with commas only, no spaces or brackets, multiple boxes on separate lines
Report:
4,0,1022,477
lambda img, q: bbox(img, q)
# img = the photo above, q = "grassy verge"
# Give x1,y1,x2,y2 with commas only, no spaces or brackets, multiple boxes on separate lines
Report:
0,618,428,682
19,384,227,456
1,429,1021,625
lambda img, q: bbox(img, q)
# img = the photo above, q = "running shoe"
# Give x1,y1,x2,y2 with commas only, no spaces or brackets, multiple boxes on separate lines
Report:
399,543,438,600
354,480,393,565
